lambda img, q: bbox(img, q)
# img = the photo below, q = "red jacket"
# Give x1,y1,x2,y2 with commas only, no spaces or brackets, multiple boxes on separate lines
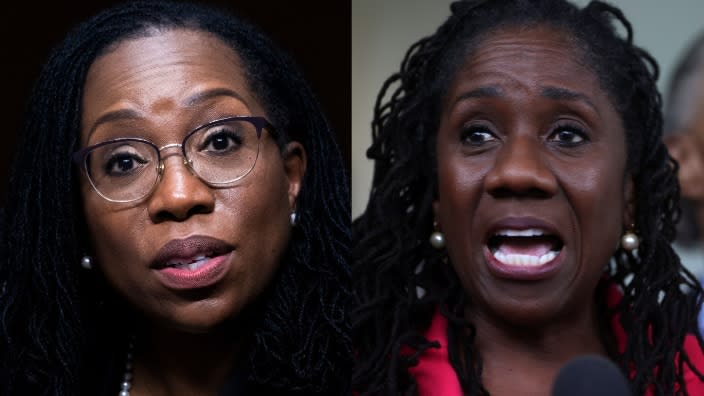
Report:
408,285,704,395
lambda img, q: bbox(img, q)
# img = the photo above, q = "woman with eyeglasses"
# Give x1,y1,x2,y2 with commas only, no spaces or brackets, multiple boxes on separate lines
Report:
0,2,350,395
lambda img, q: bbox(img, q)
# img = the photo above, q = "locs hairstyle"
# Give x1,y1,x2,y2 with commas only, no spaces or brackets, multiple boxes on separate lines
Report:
353,0,703,394
0,1,350,395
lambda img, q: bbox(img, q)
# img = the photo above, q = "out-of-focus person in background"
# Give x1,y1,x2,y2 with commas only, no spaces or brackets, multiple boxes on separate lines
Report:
665,31,704,278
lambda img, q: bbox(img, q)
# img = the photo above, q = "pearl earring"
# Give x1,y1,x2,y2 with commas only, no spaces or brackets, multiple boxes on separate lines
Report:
81,255,93,270
290,211,298,226
621,225,640,252
429,220,445,249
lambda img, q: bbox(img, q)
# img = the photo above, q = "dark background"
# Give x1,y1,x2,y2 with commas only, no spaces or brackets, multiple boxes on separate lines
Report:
0,1,350,203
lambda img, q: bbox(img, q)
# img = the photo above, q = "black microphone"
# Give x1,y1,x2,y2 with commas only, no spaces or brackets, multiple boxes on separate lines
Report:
551,355,631,396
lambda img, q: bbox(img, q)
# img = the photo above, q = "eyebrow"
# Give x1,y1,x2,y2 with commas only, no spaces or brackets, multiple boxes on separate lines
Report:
182,87,247,107
88,108,143,136
87,88,249,137
454,86,503,103
540,86,599,115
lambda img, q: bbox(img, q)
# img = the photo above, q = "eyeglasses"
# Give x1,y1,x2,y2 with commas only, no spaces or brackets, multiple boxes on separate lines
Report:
73,116,275,203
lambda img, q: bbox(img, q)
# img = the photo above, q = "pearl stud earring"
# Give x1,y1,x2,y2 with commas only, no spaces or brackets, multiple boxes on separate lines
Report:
621,225,640,252
81,255,93,270
429,220,445,249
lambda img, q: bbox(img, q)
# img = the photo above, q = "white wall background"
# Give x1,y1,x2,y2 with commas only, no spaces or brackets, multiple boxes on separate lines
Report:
352,0,704,218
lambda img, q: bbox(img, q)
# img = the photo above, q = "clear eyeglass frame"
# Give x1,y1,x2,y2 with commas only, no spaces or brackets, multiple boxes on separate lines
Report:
72,116,276,203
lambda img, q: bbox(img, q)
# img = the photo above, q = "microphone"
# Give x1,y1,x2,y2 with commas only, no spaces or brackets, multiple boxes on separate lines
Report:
551,355,630,396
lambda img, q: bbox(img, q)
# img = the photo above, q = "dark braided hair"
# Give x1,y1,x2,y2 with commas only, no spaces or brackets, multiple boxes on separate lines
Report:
353,0,704,394
0,1,350,395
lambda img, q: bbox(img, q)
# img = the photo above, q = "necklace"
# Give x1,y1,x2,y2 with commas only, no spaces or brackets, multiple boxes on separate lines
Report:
119,338,135,396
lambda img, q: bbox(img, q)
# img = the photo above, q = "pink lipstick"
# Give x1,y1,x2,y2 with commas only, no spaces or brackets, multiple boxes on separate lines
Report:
151,235,234,290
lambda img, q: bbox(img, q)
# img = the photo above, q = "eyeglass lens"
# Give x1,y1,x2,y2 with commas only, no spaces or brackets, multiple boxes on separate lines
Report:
84,118,260,202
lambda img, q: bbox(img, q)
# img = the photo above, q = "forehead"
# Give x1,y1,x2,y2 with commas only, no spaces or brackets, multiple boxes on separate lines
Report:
443,25,614,112
81,28,263,140
85,28,247,95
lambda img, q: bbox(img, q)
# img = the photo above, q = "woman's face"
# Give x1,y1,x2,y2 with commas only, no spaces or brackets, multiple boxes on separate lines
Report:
673,88,704,203
434,26,632,326
79,29,305,333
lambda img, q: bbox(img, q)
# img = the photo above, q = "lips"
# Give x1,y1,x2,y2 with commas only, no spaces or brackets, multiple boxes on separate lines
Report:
152,235,234,269
151,235,234,290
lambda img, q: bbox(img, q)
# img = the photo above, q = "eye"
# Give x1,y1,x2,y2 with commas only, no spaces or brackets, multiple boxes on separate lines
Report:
104,152,148,176
548,123,588,147
460,125,497,146
198,128,243,154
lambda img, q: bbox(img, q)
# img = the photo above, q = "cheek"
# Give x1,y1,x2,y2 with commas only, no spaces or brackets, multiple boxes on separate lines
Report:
435,150,487,279
81,180,134,255
220,175,291,254
435,142,486,229
82,202,153,307
81,181,149,269
437,163,478,225
218,157,292,282
560,156,626,261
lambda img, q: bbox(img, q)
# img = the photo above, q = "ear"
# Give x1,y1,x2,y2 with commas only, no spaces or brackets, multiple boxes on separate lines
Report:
665,133,704,201
282,141,307,209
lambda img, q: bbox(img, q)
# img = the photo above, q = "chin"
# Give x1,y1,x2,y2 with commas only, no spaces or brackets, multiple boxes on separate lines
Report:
168,321,228,335
472,286,570,328
168,316,235,335
495,302,564,328
150,299,244,334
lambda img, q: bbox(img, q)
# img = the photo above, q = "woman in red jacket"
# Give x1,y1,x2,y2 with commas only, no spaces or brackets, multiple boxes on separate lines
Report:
0,2,351,395
353,0,704,394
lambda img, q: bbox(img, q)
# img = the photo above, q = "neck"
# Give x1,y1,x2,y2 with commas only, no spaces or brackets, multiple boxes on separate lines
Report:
466,301,607,396
130,321,250,396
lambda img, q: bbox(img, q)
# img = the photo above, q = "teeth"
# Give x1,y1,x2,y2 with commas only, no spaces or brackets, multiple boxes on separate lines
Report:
493,251,557,266
168,254,210,270
495,228,546,237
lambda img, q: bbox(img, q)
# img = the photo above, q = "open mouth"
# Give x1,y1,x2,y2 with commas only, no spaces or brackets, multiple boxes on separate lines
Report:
151,235,235,272
164,254,216,271
487,228,564,267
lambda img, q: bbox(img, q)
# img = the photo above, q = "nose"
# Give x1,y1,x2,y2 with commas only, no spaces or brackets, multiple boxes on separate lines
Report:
484,136,558,199
147,153,215,222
